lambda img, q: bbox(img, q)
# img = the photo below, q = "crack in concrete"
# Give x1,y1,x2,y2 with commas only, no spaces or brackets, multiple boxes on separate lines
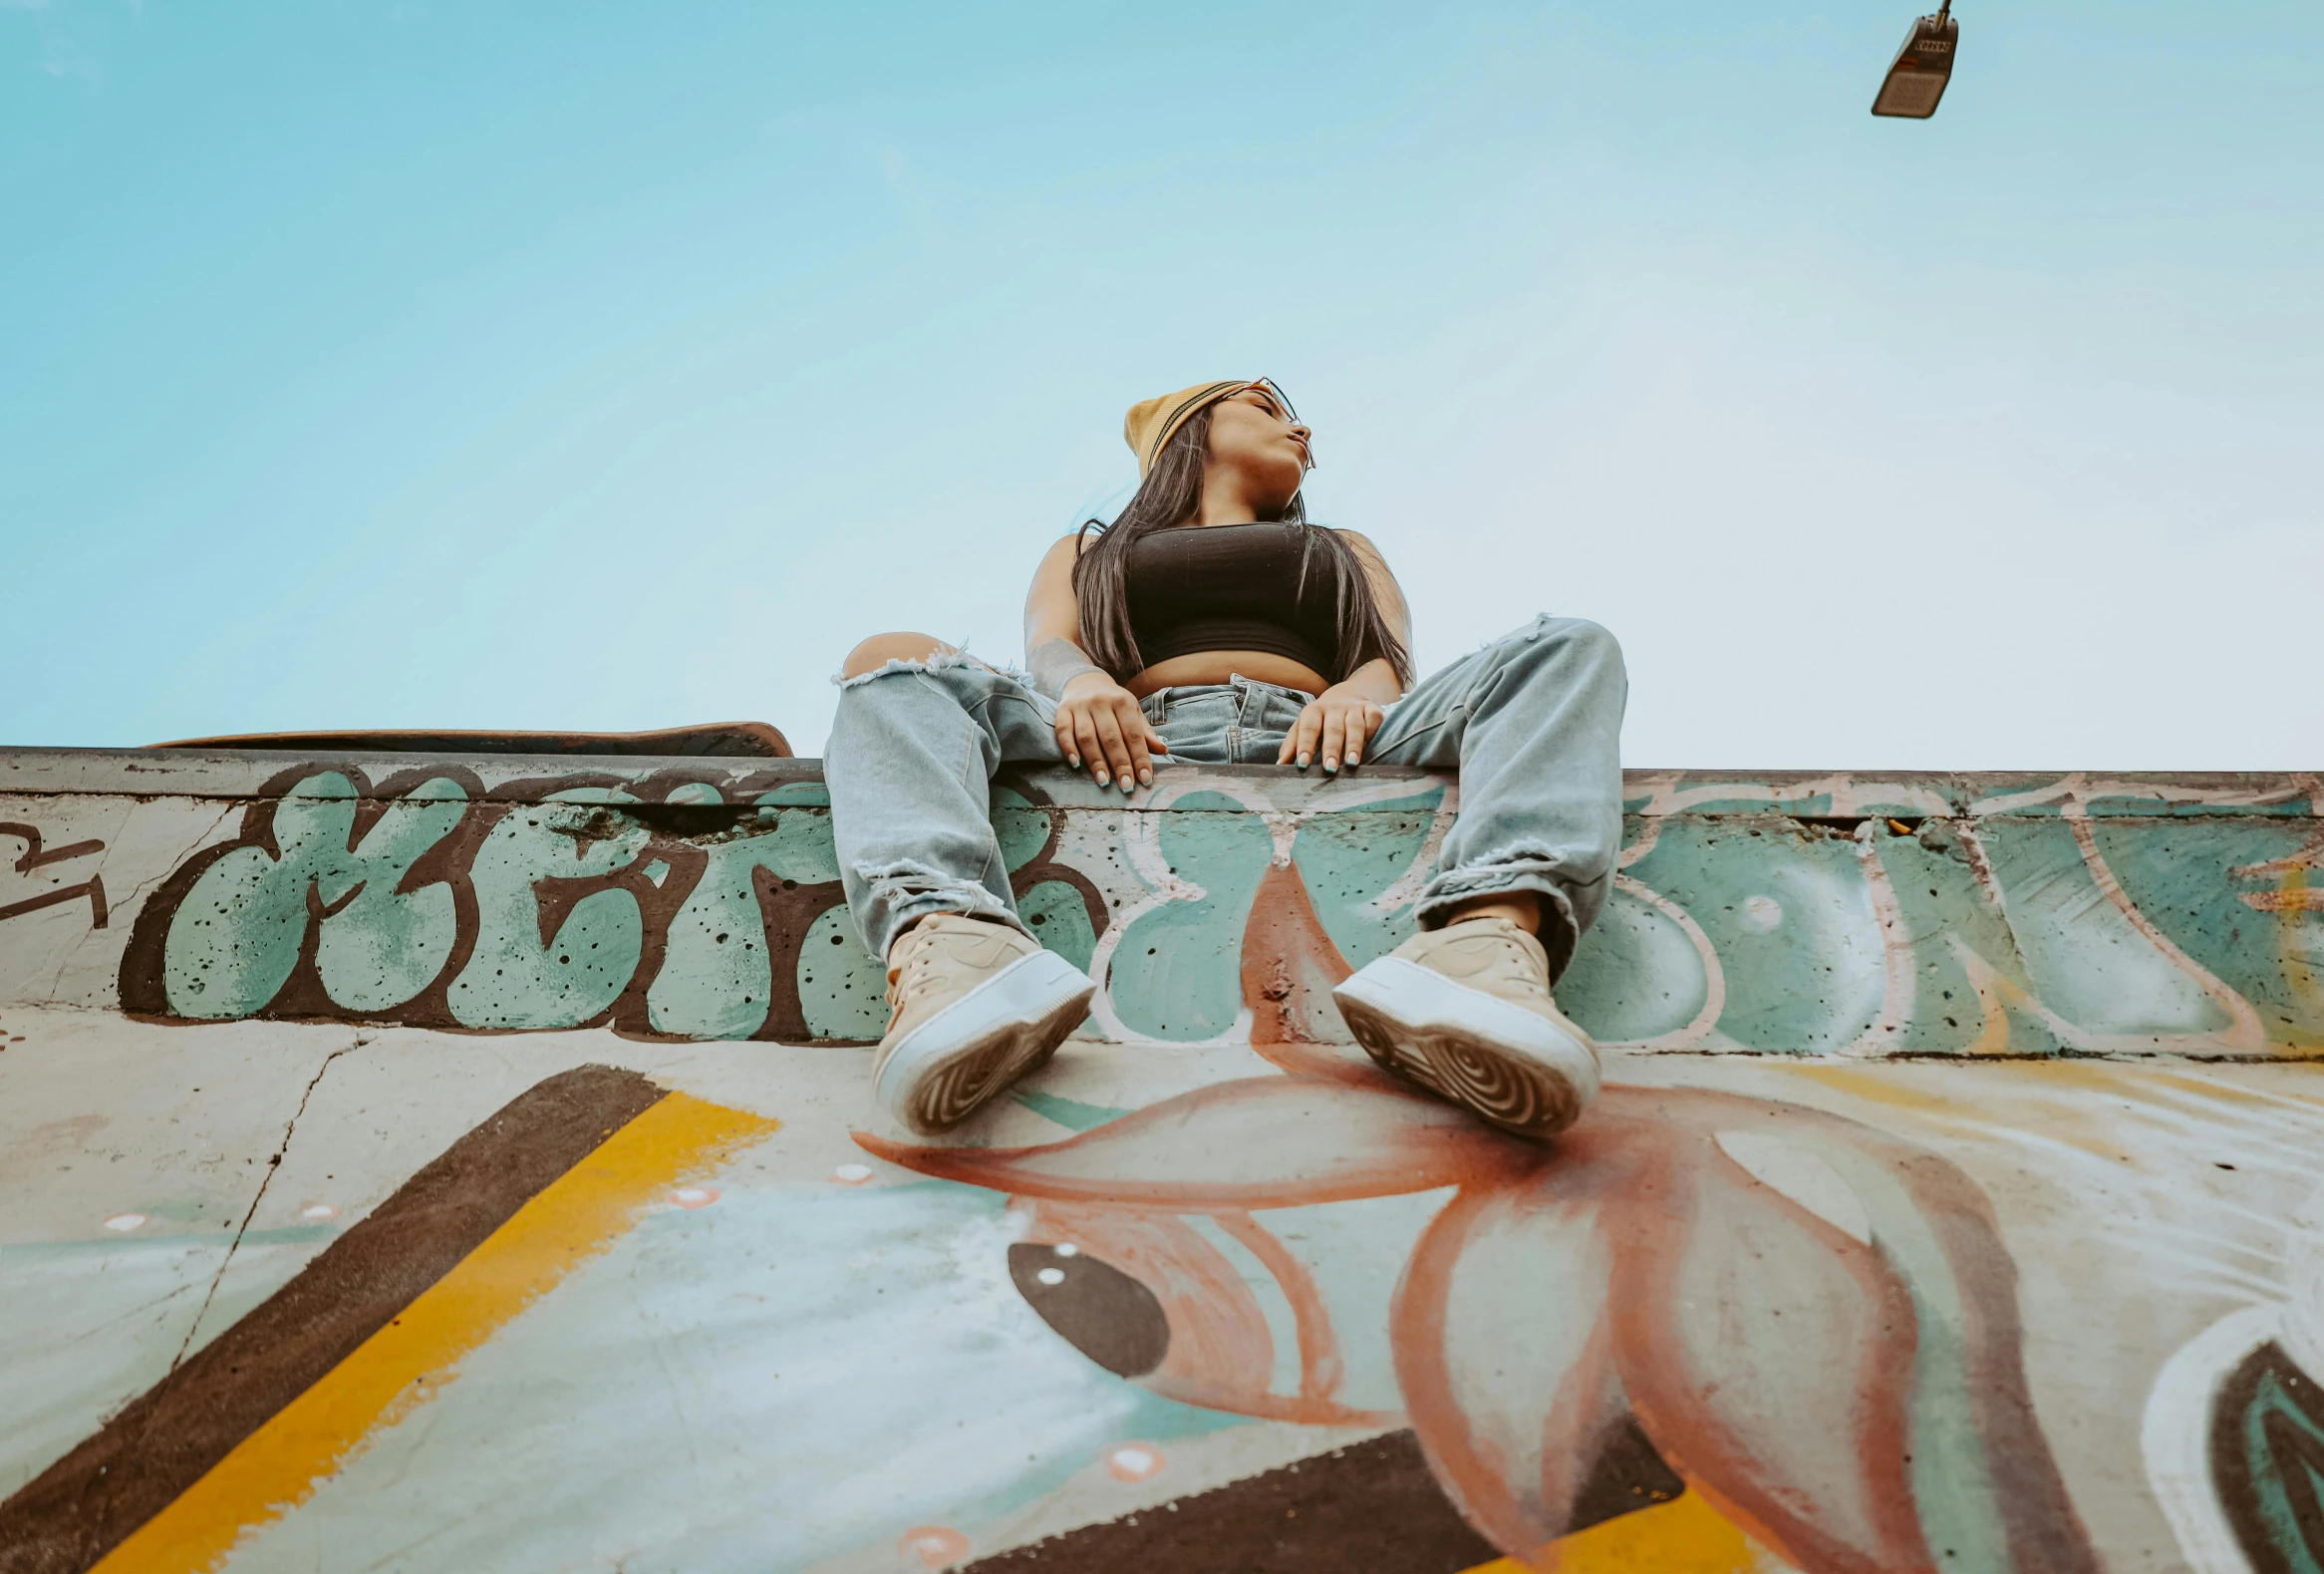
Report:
164,1029,377,1377
22,799,238,1007
121,802,238,913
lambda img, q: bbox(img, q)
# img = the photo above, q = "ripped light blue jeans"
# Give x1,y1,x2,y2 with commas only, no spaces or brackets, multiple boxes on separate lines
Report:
824,615,1627,979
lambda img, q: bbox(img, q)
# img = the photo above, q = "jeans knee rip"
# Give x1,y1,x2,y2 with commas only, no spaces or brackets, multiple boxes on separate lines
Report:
830,648,993,690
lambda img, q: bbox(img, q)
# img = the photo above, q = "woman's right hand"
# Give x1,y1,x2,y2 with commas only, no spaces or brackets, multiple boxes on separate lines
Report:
1054,671,1166,791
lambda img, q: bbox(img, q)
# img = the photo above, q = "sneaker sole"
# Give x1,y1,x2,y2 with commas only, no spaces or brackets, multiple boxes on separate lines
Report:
1332,958,1599,1141
875,950,1096,1136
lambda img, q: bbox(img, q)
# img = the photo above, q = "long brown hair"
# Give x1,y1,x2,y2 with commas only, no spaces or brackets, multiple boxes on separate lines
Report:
1069,405,1412,688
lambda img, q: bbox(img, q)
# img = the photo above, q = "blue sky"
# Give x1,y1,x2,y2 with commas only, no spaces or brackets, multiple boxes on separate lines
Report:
3,1,2316,765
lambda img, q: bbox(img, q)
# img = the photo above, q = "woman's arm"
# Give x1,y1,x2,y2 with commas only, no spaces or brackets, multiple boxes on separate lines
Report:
1277,529,1412,772
1024,534,1166,792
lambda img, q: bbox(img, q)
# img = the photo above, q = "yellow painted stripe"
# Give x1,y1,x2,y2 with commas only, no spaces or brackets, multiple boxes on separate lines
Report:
2280,864,2322,1016
1458,1490,1765,1573
94,1091,779,1574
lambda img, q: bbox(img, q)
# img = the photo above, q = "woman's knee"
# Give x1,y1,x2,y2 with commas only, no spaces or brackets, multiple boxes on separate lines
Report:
1501,615,1620,666
1552,617,1622,671
1494,617,1624,695
839,631,957,680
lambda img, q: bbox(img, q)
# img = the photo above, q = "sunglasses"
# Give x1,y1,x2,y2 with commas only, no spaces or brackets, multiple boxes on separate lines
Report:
1230,379,1303,429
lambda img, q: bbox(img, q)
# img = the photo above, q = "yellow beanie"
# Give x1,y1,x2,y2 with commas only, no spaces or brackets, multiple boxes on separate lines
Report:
1122,381,1250,477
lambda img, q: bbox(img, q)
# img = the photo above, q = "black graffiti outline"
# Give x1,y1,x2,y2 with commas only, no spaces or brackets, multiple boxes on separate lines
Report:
2211,1338,2324,1572
119,763,871,1042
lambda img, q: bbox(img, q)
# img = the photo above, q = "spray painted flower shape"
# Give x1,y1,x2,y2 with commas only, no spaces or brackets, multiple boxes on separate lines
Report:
860,862,2106,1573
864,1058,2105,1571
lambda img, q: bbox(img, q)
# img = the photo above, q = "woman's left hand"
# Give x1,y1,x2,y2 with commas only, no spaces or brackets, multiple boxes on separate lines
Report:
1279,684,1387,773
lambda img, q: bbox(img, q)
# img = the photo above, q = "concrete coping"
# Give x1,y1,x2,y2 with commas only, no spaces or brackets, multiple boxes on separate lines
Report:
0,748,2315,818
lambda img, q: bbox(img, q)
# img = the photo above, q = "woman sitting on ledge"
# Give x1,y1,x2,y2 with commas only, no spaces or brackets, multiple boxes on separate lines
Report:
828,380,1626,1139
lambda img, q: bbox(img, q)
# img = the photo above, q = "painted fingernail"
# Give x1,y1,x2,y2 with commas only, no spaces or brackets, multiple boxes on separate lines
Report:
1094,771,1108,785
1067,755,1080,767
1297,754,1310,769
1324,757,1338,773
1138,771,1153,785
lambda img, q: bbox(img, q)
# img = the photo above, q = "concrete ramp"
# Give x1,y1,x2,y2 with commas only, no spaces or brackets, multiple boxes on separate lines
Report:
1,749,2318,1572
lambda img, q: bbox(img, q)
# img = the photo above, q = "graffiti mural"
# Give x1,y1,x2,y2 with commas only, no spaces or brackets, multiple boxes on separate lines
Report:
1,749,2321,1571
112,763,1102,1043
94,760,2324,1058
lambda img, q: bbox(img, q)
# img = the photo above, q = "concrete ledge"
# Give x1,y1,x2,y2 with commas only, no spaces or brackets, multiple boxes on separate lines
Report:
2,750,2317,1057
3,747,2315,814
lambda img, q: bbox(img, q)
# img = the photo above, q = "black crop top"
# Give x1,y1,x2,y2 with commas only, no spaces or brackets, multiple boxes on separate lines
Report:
1123,521,1348,679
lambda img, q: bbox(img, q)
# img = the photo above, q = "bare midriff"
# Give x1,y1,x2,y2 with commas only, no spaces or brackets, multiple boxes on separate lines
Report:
1124,650,1329,700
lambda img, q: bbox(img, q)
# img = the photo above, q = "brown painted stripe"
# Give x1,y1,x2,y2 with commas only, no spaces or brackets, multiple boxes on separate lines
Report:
960,1429,1501,1574
0,1064,669,1574
963,1415,1687,1573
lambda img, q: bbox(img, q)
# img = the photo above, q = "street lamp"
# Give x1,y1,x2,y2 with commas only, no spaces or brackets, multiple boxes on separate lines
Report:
1872,0,1958,119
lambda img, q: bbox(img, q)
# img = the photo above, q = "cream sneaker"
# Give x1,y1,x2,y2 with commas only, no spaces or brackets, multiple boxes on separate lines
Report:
873,913,1096,1135
1332,917,1600,1140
